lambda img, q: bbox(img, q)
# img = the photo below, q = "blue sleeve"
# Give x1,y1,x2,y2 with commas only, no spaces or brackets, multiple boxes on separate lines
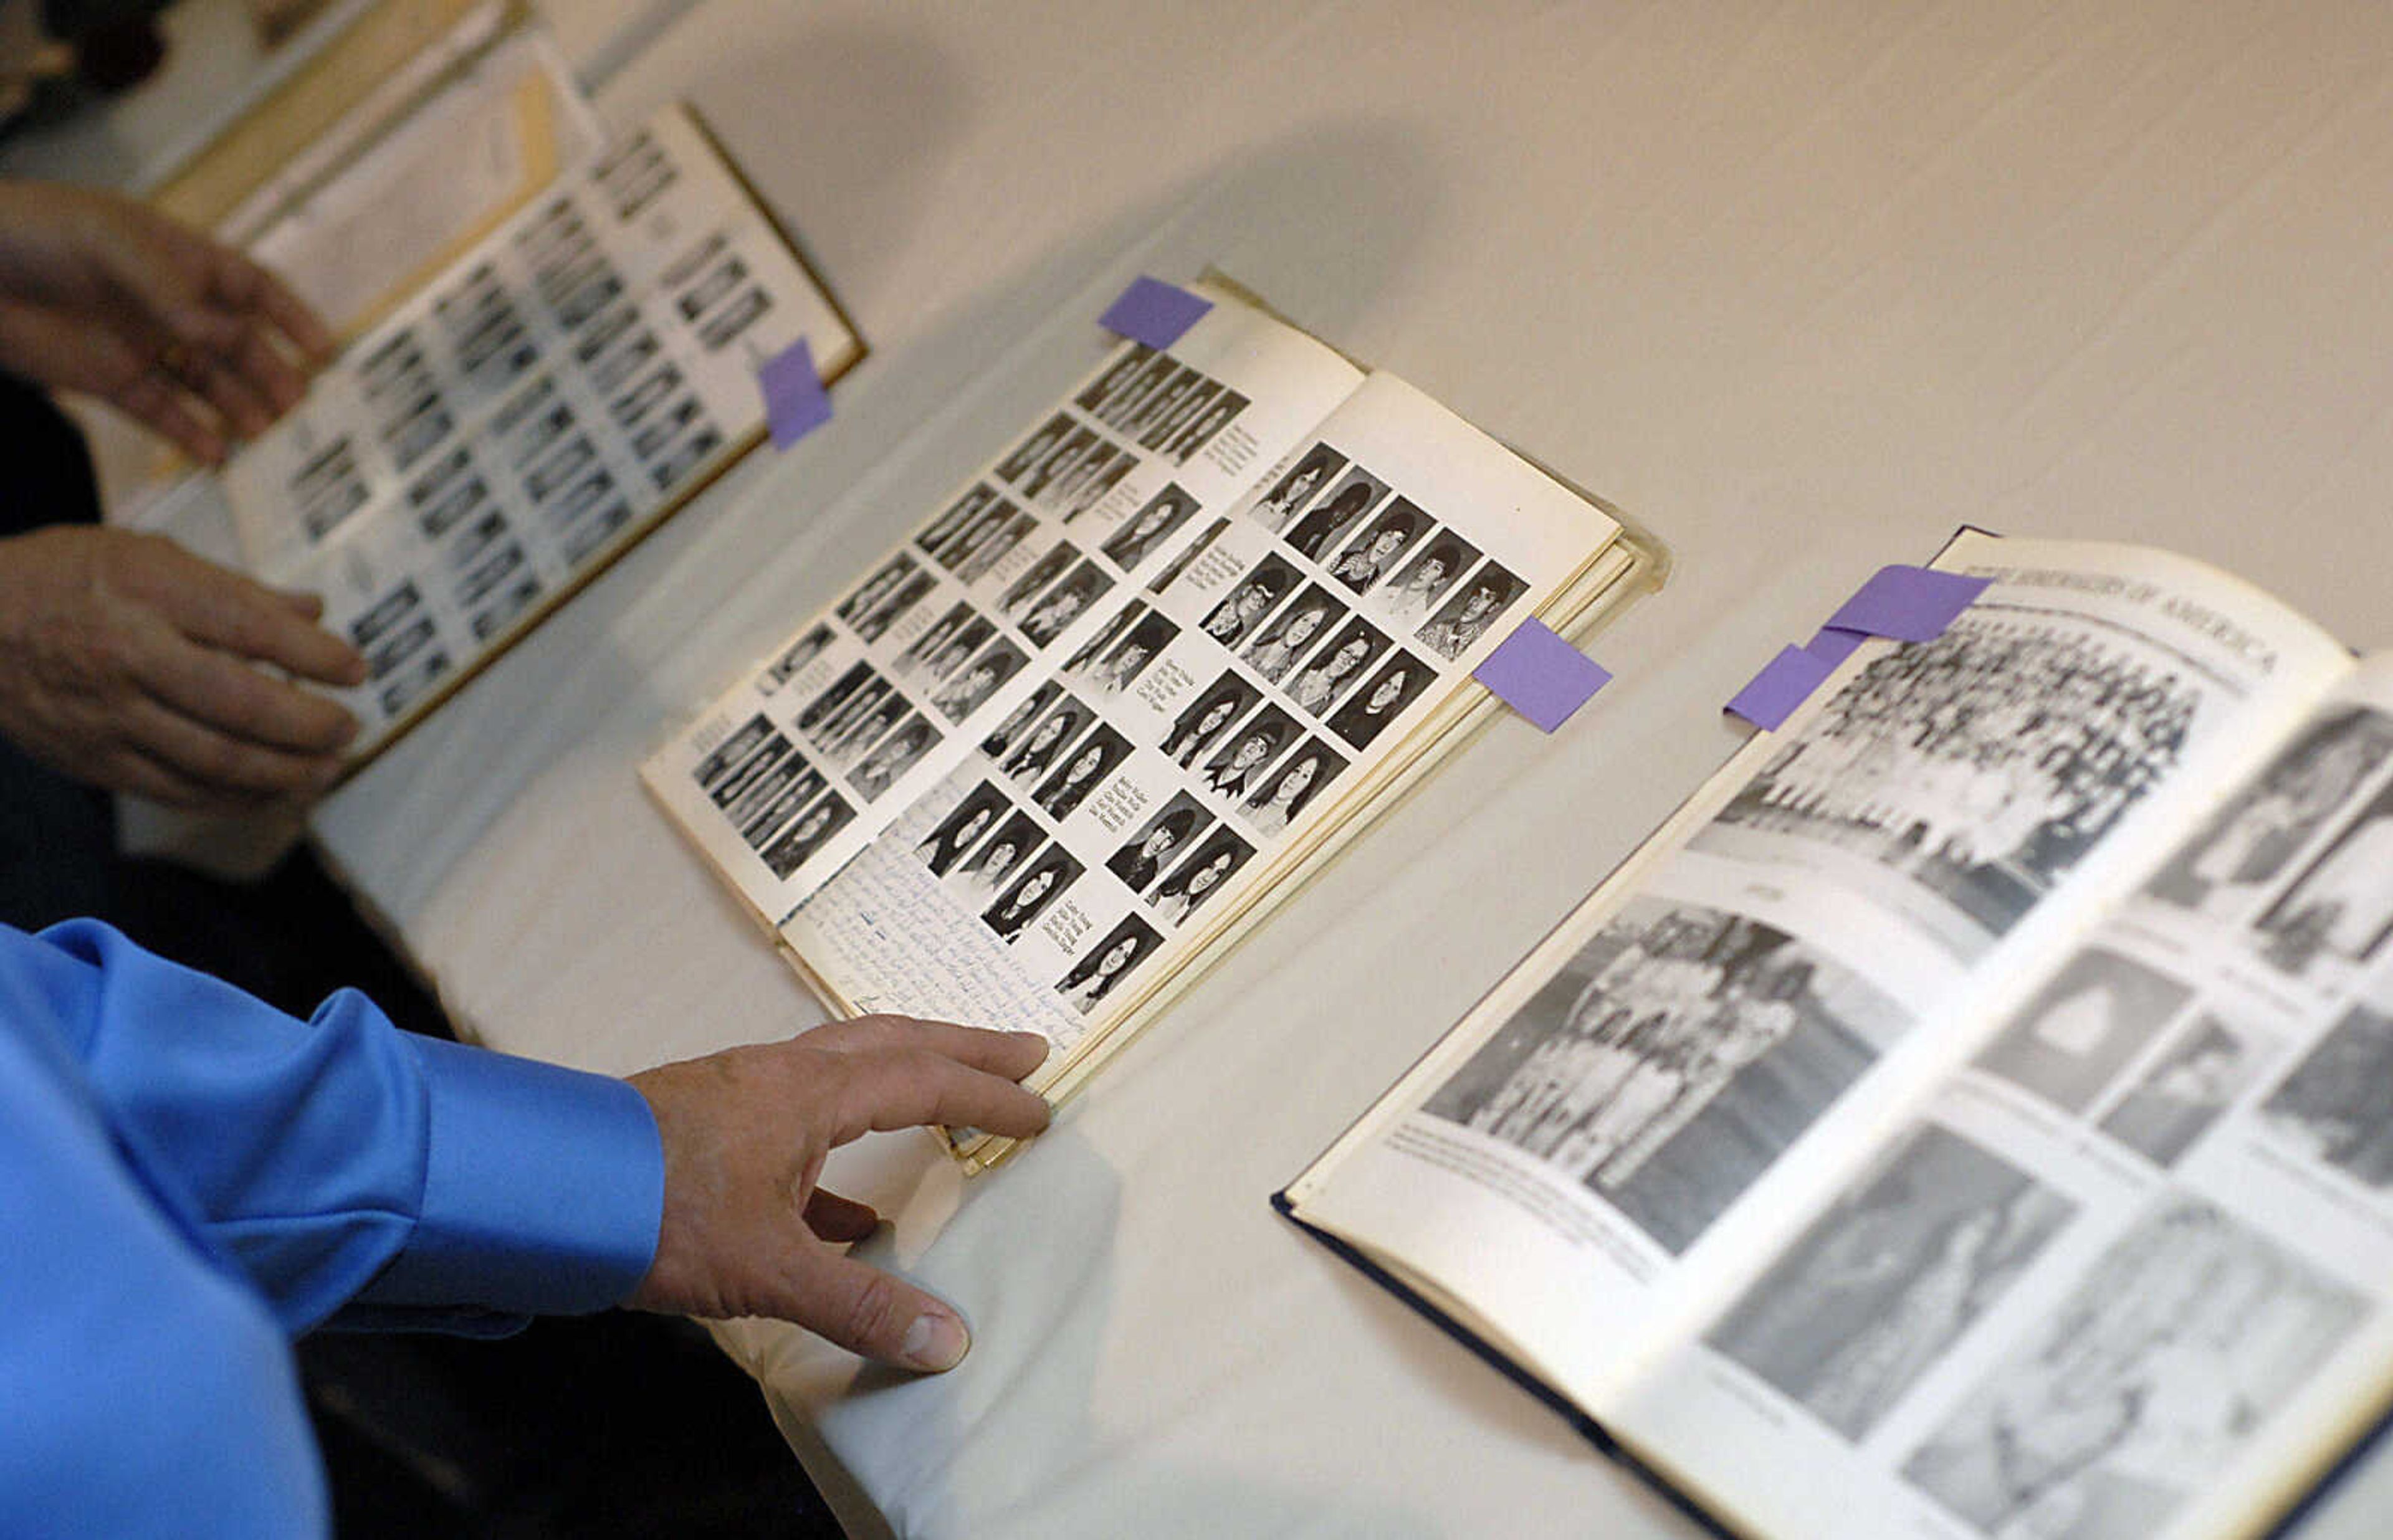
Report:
9,919,666,1332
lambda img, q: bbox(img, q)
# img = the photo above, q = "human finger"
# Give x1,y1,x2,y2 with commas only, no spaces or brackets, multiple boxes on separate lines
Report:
805,1015,1054,1080
207,244,335,363
804,1188,880,1244
227,319,315,416
112,363,228,465
174,338,277,440
102,739,254,811
829,1047,1053,1143
131,539,368,688
130,624,358,754
773,1244,973,1372
120,692,345,797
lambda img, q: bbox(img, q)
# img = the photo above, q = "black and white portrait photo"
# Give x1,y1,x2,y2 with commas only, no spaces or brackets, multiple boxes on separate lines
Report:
953,513,1036,586
1100,485,1200,573
979,682,1061,761
2252,772,2393,979
1285,470,1387,562
896,604,975,678
2262,999,2393,1188
1196,556,1300,648
1059,601,1144,680
816,690,907,768
996,544,1082,620
846,713,942,801
1708,1123,2076,1442
1076,341,1155,417
1413,563,1524,660
760,791,856,880
1056,916,1165,1015
762,624,836,692
834,554,917,627
1149,827,1255,925
983,849,1082,943
1423,897,1913,1253
1139,377,1220,452
735,765,828,853
1325,498,1429,594
1241,586,1343,685
930,498,1022,575
794,663,881,745
692,713,774,794
2097,1015,2274,1169
1325,652,1431,752
1973,948,2194,1116
1196,706,1297,802
1902,1200,2362,1540
1167,388,1244,464
1161,672,1261,766
998,695,1094,784
1239,738,1346,839
1378,533,1476,626
1018,563,1116,649
1146,516,1228,594
915,780,1012,877
1287,617,1392,718
1106,795,1211,893
947,815,1042,905
1248,443,1347,533
995,412,1073,485
2143,708,2393,920
917,485,998,558
850,572,935,644
1031,725,1130,820
1697,616,2204,958
1087,611,1178,696
928,640,1025,721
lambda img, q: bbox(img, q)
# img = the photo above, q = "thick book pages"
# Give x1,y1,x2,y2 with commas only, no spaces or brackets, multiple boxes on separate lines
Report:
1283,533,2393,1540
641,284,1665,1164
145,102,862,769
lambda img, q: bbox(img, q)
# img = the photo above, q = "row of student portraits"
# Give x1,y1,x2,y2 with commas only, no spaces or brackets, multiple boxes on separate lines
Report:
318,132,772,724
684,346,1531,1015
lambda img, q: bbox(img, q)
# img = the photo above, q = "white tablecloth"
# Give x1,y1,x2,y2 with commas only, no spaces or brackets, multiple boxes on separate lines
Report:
82,2,2393,1536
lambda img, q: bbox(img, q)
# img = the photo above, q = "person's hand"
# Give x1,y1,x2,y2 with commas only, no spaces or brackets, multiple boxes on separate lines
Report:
628,1017,1053,1372
0,525,366,806
0,180,333,463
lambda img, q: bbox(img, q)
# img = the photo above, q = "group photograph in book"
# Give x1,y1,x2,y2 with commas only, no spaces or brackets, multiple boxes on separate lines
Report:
2143,708,2393,921
1706,1123,2077,1443
1900,1199,2363,1540
2251,768,2393,981
1248,442,1348,531
760,789,856,880
983,849,1082,942
2260,993,2393,1189
1694,616,2204,959
1149,826,1256,926
1420,896,1913,1254
915,780,1013,877
2096,1014,2278,1170
1056,916,1165,1014
1972,948,2196,1117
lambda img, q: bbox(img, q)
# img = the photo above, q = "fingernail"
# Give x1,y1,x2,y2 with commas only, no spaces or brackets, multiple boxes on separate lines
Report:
900,1307,969,1372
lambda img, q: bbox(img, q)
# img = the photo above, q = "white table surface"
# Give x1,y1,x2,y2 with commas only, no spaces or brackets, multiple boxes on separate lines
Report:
39,2,2393,1536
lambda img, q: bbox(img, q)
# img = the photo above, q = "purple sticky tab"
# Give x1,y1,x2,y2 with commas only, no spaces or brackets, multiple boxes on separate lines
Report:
1806,625,1866,667
1474,619,1612,733
1822,565,1992,643
1726,645,1835,731
758,336,832,449
1099,277,1213,349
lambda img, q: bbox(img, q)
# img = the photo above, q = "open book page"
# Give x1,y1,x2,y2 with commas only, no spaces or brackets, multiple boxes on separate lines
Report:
641,290,1365,927
770,371,1625,1120
229,22,603,341
1615,658,2393,1540
205,105,856,761
1283,536,2351,1416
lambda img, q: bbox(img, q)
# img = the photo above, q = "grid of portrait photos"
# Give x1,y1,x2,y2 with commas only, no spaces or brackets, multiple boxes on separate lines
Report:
227,108,829,746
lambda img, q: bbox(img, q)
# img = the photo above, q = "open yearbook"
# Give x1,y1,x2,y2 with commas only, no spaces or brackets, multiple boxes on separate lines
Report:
1281,531,2393,1540
641,282,1666,1166
136,73,861,766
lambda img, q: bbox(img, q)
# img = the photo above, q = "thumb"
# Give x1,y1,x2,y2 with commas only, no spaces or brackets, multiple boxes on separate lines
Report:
778,1244,973,1373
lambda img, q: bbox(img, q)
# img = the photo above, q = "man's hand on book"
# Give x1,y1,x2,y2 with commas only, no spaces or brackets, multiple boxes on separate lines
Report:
0,526,366,806
0,180,333,465
628,1016,1053,1372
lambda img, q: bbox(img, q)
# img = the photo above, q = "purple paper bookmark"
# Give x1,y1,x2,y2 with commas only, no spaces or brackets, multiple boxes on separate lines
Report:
1474,619,1612,733
1822,564,1991,643
758,336,832,449
1099,277,1213,349
1726,645,1835,731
